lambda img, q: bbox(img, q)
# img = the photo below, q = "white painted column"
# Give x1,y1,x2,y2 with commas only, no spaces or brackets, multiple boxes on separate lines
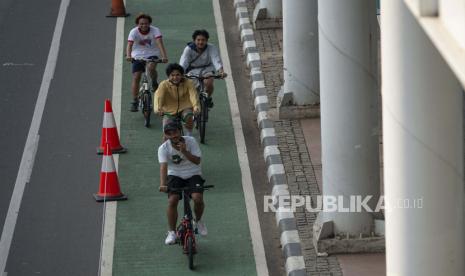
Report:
382,1,464,275
257,0,282,19
282,0,319,105
318,0,380,235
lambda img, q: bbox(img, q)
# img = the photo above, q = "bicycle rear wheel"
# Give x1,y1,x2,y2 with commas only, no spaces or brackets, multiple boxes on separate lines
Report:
187,235,194,270
198,98,208,144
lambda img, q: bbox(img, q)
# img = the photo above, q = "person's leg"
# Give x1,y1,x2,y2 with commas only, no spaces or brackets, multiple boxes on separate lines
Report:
188,175,205,221
166,175,184,230
130,60,145,111
191,192,204,221
131,72,142,100
146,61,158,91
203,78,214,97
182,109,194,136
167,194,180,231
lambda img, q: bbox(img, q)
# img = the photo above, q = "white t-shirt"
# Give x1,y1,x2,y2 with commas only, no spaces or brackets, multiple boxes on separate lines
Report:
158,136,202,179
128,26,162,59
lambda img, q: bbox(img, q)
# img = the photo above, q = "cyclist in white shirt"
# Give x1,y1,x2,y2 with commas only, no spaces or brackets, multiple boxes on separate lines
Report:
179,29,226,108
158,122,208,245
126,13,168,112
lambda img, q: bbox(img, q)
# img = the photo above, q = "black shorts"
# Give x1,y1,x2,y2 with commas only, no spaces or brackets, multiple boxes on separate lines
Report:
167,175,205,199
132,55,158,73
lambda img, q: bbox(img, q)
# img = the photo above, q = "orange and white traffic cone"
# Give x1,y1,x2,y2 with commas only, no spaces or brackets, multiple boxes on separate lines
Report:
94,143,128,202
106,0,129,17
97,99,127,154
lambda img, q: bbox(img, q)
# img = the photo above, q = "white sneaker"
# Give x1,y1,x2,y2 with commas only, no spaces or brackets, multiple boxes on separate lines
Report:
165,231,177,245
195,220,208,236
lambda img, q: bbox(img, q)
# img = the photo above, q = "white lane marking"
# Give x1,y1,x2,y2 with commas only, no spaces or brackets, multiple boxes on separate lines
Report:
98,12,125,276
0,0,70,273
213,1,269,275
2,63,34,67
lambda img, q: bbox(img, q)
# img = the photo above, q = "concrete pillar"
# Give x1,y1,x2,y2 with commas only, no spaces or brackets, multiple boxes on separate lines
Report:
382,1,464,275
255,0,283,19
281,0,319,105
318,0,380,235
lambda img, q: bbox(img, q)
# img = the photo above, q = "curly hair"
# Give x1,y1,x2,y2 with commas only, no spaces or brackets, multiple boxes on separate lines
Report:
165,63,185,76
192,29,210,41
135,13,152,25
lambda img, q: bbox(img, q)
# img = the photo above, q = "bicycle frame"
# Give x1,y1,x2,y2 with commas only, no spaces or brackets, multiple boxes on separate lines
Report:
177,189,195,246
185,74,222,144
169,184,214,270
135,57,160,127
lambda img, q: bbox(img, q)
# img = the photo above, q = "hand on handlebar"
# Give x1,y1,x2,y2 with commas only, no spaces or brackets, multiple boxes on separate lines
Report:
159,185,168,193
161,58,168,63
217,69,227,79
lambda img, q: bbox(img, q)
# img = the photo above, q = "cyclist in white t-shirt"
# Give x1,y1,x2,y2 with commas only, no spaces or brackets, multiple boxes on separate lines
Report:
158,122,208,245
126,13,168,112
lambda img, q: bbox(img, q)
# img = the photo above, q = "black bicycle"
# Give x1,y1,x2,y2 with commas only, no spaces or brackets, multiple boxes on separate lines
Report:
185,74,224,144
133,57,161,127
169,184,214,270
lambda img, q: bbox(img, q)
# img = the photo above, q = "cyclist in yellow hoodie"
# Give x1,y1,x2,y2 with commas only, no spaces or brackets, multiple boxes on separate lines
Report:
154,63,200,136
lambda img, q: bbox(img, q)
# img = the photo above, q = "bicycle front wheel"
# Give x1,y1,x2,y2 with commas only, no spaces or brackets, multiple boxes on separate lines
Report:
198,98,208,144
187,235,194,270
142,92,152,127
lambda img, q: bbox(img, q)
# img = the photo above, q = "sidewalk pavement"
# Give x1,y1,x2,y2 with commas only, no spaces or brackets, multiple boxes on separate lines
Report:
234,0,386,275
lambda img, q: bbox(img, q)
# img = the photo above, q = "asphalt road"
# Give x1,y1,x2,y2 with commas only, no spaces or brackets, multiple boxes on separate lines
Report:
0,0,116,274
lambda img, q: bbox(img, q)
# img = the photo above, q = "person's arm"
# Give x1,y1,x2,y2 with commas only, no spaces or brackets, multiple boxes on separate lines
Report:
159,163,168,192
209,44,224,75
179,46,191,71
158,145,169,192
155,37,168,63
154,82,165,115
177,140,201,165
126,41,134,61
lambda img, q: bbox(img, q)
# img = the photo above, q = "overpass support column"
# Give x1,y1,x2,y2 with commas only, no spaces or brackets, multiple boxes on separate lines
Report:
315,0,381,240
382,0,464,275
254,0,282,19
280,0,319,105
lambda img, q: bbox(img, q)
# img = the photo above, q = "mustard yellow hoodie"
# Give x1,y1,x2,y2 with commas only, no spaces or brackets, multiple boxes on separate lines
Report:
153,78,200,115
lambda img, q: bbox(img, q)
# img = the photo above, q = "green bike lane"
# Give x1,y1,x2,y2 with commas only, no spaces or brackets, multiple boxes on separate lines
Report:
113,0,258,275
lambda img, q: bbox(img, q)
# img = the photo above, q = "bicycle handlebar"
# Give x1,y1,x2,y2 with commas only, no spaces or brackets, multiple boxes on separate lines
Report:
132,57,162,63
168,184,214,193
185,74,225,80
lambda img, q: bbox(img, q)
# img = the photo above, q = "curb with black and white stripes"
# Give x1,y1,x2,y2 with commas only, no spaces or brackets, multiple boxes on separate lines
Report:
233,1,306,275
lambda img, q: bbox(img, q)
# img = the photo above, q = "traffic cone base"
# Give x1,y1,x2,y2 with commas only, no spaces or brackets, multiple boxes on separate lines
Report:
96,146,127,155
95,143,127,202
93,193,128,202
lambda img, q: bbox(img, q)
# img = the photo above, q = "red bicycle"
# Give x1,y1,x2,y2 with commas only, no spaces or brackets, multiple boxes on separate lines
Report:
170,184,214,270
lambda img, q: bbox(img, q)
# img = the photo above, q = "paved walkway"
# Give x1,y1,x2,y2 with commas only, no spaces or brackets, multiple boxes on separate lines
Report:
238,1,386,275
112,0,257,275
